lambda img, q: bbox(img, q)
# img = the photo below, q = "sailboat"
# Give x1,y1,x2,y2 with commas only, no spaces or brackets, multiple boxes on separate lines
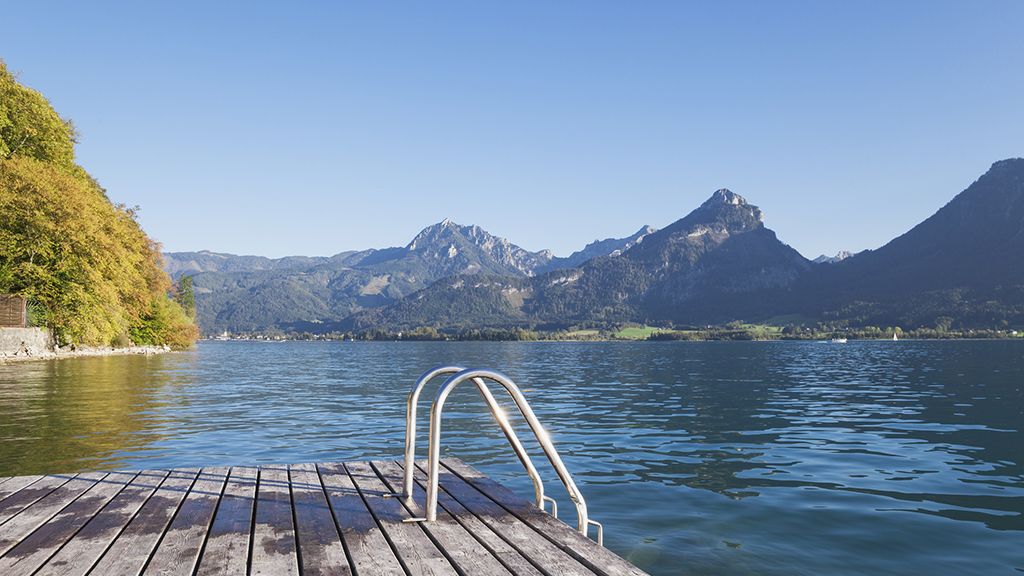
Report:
892,332,899,341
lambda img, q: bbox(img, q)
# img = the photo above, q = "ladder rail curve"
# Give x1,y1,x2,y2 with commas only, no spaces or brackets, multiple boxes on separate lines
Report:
425,367,591,534
403,365,547,511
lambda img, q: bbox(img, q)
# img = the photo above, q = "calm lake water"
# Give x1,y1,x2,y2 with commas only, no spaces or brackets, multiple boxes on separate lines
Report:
1,340,1022,575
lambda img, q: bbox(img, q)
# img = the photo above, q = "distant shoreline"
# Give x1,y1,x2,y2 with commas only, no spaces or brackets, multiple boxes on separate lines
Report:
199,335,1024,343
198,323,1021,343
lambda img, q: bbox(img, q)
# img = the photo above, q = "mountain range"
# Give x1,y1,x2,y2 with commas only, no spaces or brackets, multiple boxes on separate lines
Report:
165,219,657,332
166,159,1024,334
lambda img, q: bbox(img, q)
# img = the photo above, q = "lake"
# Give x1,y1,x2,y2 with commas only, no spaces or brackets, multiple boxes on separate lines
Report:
1,340,1021,575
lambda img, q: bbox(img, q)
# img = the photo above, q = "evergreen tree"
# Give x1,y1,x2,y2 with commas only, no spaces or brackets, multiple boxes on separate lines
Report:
176,275,196,319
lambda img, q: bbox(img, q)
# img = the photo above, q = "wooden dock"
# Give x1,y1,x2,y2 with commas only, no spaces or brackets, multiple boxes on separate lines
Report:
0,458,648,575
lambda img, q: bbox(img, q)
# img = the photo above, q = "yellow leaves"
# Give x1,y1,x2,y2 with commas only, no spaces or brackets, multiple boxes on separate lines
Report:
0,62,76,168
1,156,195,347
0,62,197,348
130,296,199,348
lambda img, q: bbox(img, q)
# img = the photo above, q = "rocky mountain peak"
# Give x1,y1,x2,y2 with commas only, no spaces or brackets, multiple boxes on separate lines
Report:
610,225,657,254
402,219,554,276
708,188,747,206
681,188,765,231
813,250,854,264
407,219,473,250
535,224,661,272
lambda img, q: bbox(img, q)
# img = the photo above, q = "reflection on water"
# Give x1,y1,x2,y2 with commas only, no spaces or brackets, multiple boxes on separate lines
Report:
0,341,1021,575
0,355,181,473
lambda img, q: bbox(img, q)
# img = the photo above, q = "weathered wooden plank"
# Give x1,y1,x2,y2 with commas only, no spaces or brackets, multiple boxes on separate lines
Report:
0,471,135,575
0,472,106,557
415,462,595,576
372,460,514,576
0,460,645,576
249,465,298,576
399,461,545,576
34,469,171,576
0,475,17,494
194,466,258,576
316,462,403,576
289,462,352,575
87,468,199,575
442,460,647,576
144,466,229,576
0,475,45,507
0,475,72,526
344,461,457,576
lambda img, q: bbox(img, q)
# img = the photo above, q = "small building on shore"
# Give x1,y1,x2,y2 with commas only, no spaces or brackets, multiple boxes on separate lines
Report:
0,294,27,328
0,294,53,357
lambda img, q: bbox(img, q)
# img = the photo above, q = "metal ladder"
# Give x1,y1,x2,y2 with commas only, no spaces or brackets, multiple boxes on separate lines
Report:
398,365,603,545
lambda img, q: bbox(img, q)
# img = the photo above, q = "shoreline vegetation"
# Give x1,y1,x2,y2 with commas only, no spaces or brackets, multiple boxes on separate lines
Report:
207,323,1023,343
0,62,199,350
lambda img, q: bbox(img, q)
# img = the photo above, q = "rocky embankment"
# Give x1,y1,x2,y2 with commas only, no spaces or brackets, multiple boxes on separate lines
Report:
1,344,173,363
0,328,172,363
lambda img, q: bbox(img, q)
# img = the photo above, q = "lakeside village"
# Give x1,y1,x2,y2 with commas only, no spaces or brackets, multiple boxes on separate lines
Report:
206,323,1024,343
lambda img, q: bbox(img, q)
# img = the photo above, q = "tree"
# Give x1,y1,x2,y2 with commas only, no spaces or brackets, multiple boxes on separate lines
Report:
1,62,76,168
176,275,196,319
0,60,198,348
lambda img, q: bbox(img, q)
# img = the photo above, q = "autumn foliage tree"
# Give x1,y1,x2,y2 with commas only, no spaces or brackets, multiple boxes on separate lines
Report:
0,61,198,347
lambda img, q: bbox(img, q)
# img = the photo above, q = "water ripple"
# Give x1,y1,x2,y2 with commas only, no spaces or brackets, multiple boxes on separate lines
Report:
0,340,1022,575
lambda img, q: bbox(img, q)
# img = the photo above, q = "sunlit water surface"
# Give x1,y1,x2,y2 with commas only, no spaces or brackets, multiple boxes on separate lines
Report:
1,341,1021,575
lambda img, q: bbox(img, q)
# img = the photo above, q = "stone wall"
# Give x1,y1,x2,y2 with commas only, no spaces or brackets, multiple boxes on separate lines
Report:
0,327,53,357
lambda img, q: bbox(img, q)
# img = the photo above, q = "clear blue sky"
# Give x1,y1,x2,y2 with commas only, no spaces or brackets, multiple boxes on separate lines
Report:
3,1,1022,259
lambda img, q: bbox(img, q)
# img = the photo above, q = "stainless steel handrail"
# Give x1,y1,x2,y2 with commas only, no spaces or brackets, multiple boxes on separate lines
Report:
402,366,547,512
423,368,598,539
